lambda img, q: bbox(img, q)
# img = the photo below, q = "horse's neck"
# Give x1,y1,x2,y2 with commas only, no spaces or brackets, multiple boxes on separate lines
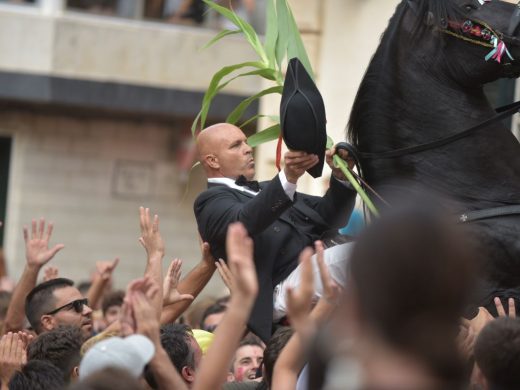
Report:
359,65,520,205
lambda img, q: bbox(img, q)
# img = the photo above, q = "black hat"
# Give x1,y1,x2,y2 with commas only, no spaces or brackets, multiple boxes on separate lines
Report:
280,57,327,178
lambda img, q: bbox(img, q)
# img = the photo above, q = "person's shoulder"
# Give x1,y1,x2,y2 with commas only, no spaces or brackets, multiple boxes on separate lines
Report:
194,185,240,207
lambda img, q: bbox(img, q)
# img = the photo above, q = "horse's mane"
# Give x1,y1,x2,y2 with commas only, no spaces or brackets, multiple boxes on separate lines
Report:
347,0,466,147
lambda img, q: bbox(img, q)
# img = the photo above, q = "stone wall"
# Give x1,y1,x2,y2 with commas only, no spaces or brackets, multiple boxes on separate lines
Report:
0,108,225,295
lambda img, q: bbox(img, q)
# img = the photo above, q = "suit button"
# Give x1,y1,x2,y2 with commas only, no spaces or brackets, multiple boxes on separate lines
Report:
273,226,280,232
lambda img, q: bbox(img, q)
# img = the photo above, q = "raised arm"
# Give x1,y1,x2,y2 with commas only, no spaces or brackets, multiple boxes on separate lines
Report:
2,219,64,334
272,241,341,390
139,207,165,320
160,241,215,324
193,222,258,390
86,257,119,310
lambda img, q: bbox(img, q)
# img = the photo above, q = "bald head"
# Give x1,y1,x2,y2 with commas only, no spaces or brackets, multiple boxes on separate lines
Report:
196,123,255,180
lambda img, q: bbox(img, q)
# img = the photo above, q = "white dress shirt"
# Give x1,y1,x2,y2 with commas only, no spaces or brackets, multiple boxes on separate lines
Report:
207,170,297,200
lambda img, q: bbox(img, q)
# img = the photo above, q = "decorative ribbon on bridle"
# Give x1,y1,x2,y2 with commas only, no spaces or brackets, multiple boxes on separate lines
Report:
485,36,514,63
442,18,515,64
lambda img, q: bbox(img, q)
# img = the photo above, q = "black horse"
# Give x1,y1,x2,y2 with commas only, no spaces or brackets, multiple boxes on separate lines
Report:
348,0,520,308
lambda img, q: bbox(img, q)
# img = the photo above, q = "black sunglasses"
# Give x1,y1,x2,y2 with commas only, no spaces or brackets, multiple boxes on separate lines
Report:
46,298,89,315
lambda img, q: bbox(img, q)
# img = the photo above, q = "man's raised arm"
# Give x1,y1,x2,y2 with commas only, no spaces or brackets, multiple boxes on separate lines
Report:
2,219,64,334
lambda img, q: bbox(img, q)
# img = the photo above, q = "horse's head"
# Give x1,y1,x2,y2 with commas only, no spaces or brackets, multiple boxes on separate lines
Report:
406,0,520,83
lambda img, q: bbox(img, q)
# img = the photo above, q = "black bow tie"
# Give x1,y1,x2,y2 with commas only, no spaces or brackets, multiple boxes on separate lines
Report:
235,175,260,192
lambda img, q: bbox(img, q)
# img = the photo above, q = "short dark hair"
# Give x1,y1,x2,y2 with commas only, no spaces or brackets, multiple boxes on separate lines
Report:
25,278,74,333
145,323,195,388
8,359,65,390
262,327,294,386
201,303,226,331
474,317,520,389
101,290,124,316
27,325,83,384
160,323,195,371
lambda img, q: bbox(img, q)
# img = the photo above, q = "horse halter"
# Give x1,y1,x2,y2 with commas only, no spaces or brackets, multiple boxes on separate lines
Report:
341,1,520,221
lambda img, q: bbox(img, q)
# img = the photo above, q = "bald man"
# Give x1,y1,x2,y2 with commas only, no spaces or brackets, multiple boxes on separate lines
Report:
194,123,356,341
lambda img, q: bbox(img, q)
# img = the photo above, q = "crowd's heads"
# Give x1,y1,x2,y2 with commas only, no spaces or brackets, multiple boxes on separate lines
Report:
474,317,520,390
201,302,226,332
8,359,65,390
101,290,124,326
231,334,265,382
153,323,202,386
79,335,155,379
346,206,477,385
25,278,93,338
27,325,83,384
262,326,294,387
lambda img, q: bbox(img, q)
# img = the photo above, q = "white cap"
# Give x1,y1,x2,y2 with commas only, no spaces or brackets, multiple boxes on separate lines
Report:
79,335,155,379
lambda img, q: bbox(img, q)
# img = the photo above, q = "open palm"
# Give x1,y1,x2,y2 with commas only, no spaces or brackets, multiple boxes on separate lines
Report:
23,219,64,268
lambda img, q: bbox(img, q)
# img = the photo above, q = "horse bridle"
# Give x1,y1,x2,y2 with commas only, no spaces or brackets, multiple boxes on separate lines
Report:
336,1,520,222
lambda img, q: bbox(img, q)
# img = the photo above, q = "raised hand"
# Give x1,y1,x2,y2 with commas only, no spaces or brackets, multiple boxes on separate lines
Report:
215,258,234,293
132,291,161,346
495,297,516,318
326,146,355,181
315,241,342,306
139,207,165,258
42,266,59,282
0,332,27,384
225,223,257,302
162,259,194,306
283,151,319,184
285,247,315,334
200,241,215,267
95,258,120,282
23,219,64,269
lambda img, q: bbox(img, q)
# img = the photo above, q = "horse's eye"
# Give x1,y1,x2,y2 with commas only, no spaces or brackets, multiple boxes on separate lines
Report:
464,4,477,12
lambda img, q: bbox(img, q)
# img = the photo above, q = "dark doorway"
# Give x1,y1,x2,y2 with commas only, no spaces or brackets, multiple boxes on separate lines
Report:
0,137,11,247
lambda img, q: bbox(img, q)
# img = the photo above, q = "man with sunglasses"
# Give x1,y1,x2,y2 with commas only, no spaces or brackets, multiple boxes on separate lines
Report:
25,278,93,339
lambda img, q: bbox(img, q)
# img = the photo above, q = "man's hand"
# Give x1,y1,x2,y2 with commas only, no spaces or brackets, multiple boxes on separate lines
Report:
0,332,27,384
325,146,355,181
283,151,319,184
215,258,234,294
94,258,120,282
163,259,194,306
495,297,516,318
23,219,64,270
42,266,59,283
133,290,161,347
285,247,315,335
138,207,165,258
200,240,215,268
315,241,342,306
226,223,258,303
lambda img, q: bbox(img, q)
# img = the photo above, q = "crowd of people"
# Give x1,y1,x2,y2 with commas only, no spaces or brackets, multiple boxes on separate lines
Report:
0,122,518,390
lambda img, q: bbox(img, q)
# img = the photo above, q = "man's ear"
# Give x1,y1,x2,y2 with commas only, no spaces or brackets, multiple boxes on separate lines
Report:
72,366,80,380
204,154,220,170
40,315,55,332
181,366,196,383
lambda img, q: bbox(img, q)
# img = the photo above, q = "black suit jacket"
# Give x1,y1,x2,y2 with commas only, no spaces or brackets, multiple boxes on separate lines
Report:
194,174,356,341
